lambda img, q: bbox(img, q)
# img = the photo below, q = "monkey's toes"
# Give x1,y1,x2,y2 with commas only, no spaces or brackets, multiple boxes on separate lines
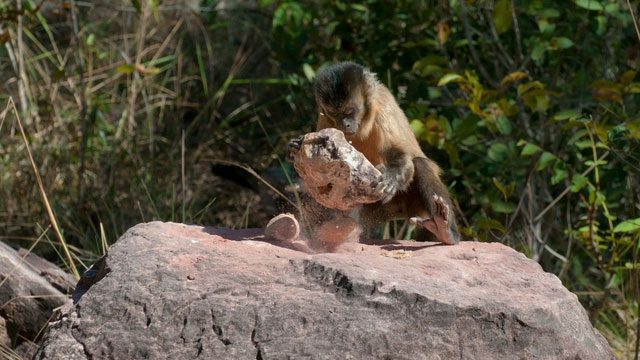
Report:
431,194,450,222
410,216,439,237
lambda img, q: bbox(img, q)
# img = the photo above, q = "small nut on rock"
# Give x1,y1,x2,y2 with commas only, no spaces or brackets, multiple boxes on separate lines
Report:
265,213,300,242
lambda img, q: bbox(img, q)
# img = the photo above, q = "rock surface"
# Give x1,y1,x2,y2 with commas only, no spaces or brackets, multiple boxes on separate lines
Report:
289,128,384,211
18,247,77,295
36,222,614,360
0,241,70,341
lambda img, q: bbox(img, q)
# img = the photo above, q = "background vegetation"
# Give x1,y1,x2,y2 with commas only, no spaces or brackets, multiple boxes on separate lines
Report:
0,0,638,357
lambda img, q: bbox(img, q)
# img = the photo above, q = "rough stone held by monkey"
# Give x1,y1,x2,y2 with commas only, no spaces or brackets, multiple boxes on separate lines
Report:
312,61,460,245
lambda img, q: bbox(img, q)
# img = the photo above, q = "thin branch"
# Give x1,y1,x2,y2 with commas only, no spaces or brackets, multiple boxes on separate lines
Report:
510,0,523,63
627,0,640,45
533,151,610,223
458,2,498,87
482,8,515,71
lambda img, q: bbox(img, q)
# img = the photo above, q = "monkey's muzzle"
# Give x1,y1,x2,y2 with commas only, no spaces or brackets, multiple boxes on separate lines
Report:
341,118,358,135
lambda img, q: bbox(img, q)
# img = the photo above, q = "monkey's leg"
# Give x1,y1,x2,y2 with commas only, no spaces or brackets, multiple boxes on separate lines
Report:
412,157,460,245
410,195,458,245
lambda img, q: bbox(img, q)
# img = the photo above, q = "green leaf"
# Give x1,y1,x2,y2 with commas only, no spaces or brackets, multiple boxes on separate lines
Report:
595,15,607,35
536,151,557,171
531,43,546,61
539,8,561,18
437,73,464,86
500,71,528,87
626,83,640,93
551,163,568,185
537,19,556,34
488,142,509,162
493,177,515,199
570,173,588,192
443,142,460,167
520,142,542,156
492,0,512,34
116,64,135,74
86,33,96,46
574,0,603,11
475,218,506,233
517,81,549,112
495,116,512,135
410,119,426,139
555,37,574,49
574,140,593,149
613,218,640,233
461,135,477,146
492,201,517,214
584,160,608,167
604,3,619,14
553,109,581,121
302,63,315,81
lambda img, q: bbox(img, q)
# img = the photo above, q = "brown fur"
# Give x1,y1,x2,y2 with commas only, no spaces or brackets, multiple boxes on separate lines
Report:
313,61,459,244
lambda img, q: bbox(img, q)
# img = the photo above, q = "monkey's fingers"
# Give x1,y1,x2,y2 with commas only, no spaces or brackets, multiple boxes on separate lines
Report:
373,176,396,204
381,183,397,203
410,216,440,237
409,216,430,227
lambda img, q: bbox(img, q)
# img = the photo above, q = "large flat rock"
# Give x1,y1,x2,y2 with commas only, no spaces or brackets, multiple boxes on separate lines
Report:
36,222,614,359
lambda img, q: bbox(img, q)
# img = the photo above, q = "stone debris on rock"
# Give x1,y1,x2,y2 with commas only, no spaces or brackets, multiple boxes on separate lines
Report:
309,216,361,251
36,222,615,360
265,213,361,253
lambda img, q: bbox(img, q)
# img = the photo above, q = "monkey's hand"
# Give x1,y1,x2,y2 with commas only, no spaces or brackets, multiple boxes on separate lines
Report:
373,164,403,204
410,195,458,245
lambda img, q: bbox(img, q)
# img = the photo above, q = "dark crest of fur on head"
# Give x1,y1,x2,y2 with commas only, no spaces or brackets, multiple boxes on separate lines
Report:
314,61,366,109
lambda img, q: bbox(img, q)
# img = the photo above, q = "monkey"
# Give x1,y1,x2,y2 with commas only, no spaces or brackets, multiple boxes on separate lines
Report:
312,61,460,245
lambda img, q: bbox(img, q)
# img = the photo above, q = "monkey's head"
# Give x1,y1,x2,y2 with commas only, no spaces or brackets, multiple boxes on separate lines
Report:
313,62,375,136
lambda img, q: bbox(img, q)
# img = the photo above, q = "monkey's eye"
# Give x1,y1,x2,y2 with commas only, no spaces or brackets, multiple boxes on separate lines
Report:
343,108,355,117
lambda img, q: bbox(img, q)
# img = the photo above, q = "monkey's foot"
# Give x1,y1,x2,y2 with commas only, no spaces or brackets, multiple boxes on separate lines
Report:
265,213,300,243
410,195,456,245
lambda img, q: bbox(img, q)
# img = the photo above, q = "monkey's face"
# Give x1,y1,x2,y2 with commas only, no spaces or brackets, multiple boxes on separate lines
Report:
314,62,368,136
318,91,365,136
320,102,362,135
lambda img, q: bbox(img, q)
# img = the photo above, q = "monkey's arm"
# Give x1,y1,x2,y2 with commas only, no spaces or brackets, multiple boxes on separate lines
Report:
375,147,415,203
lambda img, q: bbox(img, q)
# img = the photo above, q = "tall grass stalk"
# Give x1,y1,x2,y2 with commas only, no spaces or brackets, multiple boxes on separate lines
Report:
3,98,80,279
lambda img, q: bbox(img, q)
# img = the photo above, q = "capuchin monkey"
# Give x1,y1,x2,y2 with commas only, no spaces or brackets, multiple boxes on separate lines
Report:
313,61,460,245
